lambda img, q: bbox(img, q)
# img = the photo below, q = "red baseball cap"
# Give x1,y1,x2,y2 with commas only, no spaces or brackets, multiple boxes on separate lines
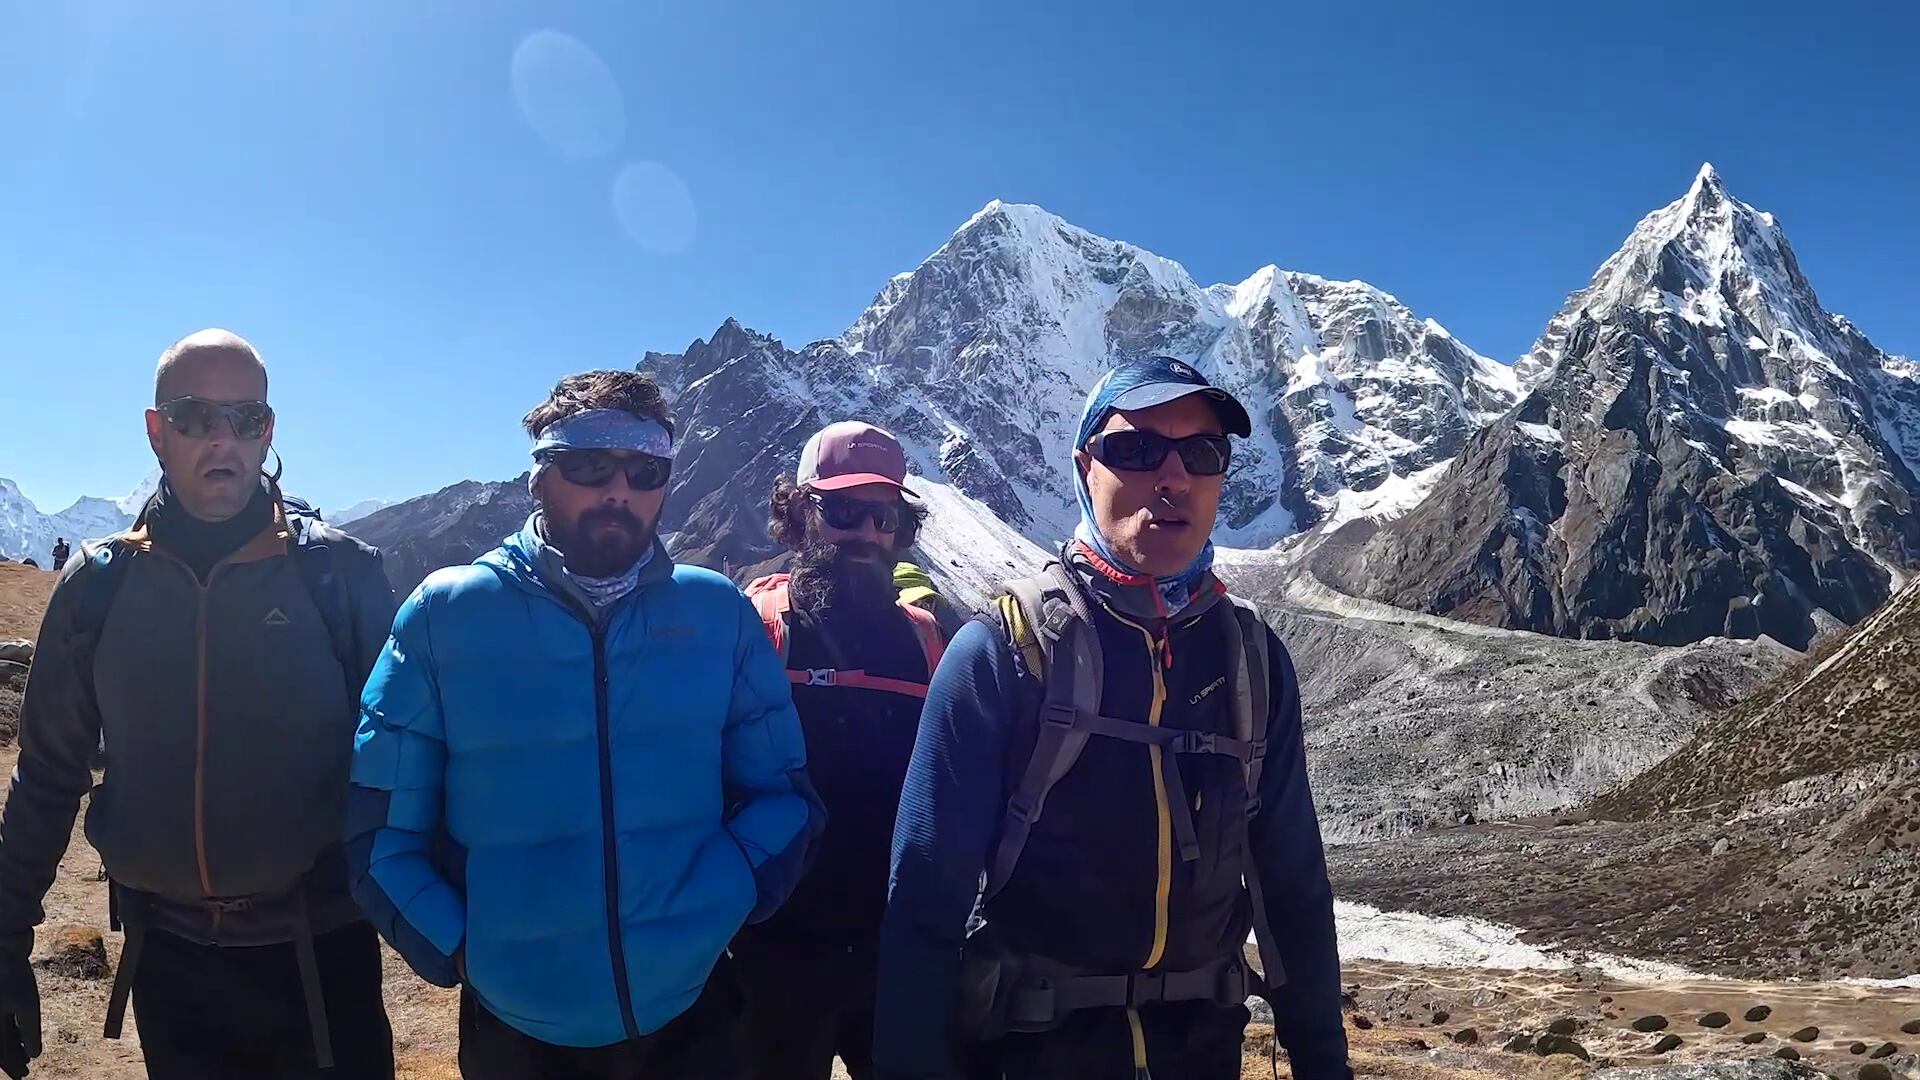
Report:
796,421,915,494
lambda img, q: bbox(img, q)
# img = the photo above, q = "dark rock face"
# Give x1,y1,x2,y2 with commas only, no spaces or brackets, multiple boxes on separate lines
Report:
348,477,534,597
1337,166,1920,650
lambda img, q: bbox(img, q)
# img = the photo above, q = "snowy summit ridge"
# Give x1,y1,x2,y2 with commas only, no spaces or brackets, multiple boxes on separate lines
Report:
639,199,1517,600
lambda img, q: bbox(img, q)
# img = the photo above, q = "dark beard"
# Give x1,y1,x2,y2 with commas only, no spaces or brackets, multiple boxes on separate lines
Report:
547,505,656,578
788,537,897,617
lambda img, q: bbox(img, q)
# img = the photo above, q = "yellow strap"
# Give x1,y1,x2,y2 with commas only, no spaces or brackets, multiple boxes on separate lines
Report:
997,594,1044,677
1127,1006,1150,1077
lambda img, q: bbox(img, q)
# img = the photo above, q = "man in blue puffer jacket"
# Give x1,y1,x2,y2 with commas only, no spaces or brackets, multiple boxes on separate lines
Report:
346,370,825,1079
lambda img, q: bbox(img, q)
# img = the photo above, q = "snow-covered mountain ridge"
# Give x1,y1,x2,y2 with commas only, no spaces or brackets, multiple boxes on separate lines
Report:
0,470,158,566
1342,164,1920,648
642,199,1518,591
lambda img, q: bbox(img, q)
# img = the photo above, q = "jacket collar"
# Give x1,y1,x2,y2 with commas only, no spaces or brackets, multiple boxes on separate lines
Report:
483,513,674,617
123,487,291,568
1062,541,1225,628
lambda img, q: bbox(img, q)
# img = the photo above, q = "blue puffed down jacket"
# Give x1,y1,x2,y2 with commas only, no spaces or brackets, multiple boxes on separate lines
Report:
344,519,824,1048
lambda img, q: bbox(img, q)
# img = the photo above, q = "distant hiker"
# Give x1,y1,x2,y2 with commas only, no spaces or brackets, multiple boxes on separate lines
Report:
347,370,823,1079
48,540,68,573
874,357,1353,1080
0,329,399,1079
736,423,949,1080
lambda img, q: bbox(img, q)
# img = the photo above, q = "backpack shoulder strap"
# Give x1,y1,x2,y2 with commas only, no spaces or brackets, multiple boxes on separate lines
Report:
746,576,792,664
983,564,1103,901
1222,593,1286,994
285,513,358,680
898,600,946,677
64,540,136,648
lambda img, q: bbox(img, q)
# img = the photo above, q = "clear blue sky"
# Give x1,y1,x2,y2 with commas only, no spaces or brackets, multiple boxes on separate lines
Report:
3,1,1915,513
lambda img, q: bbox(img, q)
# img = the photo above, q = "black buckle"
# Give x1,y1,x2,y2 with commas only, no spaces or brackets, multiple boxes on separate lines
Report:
1038,704,1077,730
1183,731,1218,755
204,896,255,914
1216,961,1248,1005
1128,972,1166,1007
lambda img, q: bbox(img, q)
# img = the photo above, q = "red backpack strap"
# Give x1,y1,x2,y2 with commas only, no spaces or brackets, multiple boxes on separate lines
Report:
746,575,792,661
898,600,946,678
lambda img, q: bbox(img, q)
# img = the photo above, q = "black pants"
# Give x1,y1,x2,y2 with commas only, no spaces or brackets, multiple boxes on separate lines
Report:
131,920,395,1080
457,965,745,1080
733,938,876,1080
961,1002,1249,1080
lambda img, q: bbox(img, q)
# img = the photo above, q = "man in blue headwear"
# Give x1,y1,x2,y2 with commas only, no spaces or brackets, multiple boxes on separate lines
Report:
873,358,1351,1080
345,369,825,1079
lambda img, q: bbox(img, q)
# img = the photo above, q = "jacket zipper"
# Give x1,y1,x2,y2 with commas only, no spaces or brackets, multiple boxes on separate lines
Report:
591,623,641,1040
1110,610,1172,972
142,548,231,933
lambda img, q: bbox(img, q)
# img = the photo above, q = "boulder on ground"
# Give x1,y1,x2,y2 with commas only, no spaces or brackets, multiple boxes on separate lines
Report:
0,641,32,666
1452,1028,1479,1046
1535,1033,1591,1061
1549,1018,1579,1036
1634,1015,1672,1032
1700,1011,1732,1028
1858,1065,1892,1080
1746,1005,1773,1022
1790,1026,1820,1043
1653,1034,1683,1054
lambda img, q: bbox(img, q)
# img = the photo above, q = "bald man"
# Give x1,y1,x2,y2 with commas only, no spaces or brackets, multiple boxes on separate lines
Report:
0,331,399,1078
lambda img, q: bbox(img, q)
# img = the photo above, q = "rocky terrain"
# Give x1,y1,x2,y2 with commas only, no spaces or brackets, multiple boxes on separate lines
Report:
347,476,534,596
1341,166,1920,650
1218,549,1795,840
1327,576,1920,985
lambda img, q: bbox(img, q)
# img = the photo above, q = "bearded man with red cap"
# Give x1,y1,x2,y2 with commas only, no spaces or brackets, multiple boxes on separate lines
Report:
735,422,950,1080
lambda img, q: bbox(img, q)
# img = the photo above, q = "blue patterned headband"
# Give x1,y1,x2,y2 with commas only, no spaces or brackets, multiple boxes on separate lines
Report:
529,409,674,493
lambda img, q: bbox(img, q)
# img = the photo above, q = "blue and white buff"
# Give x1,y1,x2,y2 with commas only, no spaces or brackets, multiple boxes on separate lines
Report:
1072,374,1215,615
528,409,674,494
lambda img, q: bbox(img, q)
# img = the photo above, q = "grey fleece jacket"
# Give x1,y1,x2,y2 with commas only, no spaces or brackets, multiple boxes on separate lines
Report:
0,499,397,947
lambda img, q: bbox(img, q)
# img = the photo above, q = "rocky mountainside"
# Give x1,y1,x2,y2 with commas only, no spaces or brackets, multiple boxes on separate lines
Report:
348,476,533,596
1336,165,1920,649
1218,551,1794,840
643,201,1514,578
1330,574,1920,983
1597,574,1920,819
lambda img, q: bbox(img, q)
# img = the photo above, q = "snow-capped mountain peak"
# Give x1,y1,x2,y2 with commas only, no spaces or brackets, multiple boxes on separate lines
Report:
645,199,1521,588
1354,164,1920,649
0,476,144,566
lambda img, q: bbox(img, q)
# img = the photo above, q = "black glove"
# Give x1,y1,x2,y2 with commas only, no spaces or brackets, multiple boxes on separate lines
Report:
0,933,40,1079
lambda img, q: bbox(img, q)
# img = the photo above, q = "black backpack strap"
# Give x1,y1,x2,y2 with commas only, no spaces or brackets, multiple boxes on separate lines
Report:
1224,596,1286,993
984,567,1101,901
285,512,359,689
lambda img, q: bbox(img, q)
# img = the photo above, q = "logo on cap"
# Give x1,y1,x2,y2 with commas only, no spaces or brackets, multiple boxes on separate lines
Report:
1169,361,1197,379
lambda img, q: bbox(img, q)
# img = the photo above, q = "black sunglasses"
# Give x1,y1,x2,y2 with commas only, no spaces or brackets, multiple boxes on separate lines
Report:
542,449,673,491
156,397,274,440
809,492,905,534
1087,430,1232,476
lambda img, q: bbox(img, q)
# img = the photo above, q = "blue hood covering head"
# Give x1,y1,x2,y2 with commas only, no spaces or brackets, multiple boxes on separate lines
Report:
1071,357,1250,614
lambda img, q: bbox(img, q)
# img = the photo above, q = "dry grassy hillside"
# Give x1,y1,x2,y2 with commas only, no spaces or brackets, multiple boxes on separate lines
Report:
0,561,56,641
1597,577,1920,818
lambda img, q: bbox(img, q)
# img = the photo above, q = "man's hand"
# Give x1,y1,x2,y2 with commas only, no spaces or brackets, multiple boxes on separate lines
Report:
0,935,41,1079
